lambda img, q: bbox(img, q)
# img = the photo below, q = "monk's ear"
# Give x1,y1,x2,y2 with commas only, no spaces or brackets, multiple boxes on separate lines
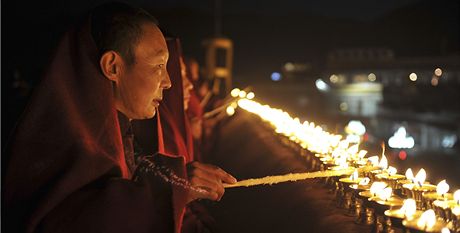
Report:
99,51,123,82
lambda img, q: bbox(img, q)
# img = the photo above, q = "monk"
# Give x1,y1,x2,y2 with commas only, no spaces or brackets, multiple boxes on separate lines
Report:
3,2,235,233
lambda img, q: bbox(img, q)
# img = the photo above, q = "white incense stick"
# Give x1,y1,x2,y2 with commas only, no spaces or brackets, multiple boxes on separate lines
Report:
224,167,376,188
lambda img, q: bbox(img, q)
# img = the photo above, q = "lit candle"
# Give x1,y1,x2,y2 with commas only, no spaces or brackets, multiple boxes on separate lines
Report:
423,180,452,210
403,209,449,232
385,199,423,231
402,168,436,208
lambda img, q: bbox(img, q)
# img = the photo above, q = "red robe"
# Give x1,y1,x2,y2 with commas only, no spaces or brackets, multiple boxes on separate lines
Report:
3,19,186,233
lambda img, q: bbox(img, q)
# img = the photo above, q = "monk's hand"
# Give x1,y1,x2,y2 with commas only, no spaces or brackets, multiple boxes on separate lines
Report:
186,161,237,203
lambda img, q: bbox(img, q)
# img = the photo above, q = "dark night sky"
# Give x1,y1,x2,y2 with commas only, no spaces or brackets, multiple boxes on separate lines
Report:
4,0,460,86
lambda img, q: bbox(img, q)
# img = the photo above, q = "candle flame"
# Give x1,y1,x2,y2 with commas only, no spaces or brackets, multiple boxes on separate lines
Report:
414,168,427,186
452,206,460,216
370,182,387,196
350,169,358,181
347,144,359,155
378,154,388,170
454,189,460,204
359,177,370,186
436,180,449,196
399,199,417,219
405,168,414,181
381,142,386,155
441,227,451,233
357,150,368,159
377,187,392,201
338,140,349,150
368,156,379,167
387,166,397,176
417,209,436,229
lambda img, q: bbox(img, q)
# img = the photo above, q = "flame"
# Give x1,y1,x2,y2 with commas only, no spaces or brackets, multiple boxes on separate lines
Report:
347,144,359,155
417,209,436,229
414,168,427,186
368,156,379,167
370,182,387,196
377,187,392,201
454,189,460,204
405,168,414,181
436,180,449,196
452,206,460,215
350,169,358,181
359,177,370,186
387,166,397,176
441,227,451,233
338,140,350,150
336,156,348,169
399,199,417,219
357,150,368,159
378,154,388,170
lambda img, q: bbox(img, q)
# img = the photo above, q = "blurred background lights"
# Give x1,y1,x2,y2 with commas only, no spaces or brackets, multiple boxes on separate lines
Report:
345,120,366,135
226,106,235,116
329,74,339,83
339,102,348,111
442,134,457,148
238,90,247,98
284,62,295,72
368,73,376,82
388,126,415,149
315,79,330,92
271,72,282,81
431,77,439,86
230,88,240,97
246,92,255,100
434,67,443,76
409,73,418,81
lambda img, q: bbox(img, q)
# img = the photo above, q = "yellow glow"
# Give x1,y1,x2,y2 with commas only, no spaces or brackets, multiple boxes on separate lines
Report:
230,88,240,97
238,90,247,98
226,106,235,116
246,92,255,99
387,166,397,176
399,199,417,219
409,73,418,81
436,180,449,196
405,168,414,181
434,68,442,76
414,168,427,186
417,209,436,229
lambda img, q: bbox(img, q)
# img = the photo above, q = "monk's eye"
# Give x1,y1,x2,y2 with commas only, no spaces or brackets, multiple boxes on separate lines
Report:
158,64,164,69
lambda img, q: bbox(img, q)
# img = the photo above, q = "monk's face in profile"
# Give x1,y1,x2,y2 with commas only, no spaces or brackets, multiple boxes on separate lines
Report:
102,23,171,119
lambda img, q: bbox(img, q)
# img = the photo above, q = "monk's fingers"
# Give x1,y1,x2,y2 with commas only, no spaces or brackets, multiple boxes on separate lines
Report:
189,176,224,201
189,162,237,184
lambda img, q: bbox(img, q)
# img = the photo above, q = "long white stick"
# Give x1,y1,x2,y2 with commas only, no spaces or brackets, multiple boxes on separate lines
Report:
224,167,376,188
